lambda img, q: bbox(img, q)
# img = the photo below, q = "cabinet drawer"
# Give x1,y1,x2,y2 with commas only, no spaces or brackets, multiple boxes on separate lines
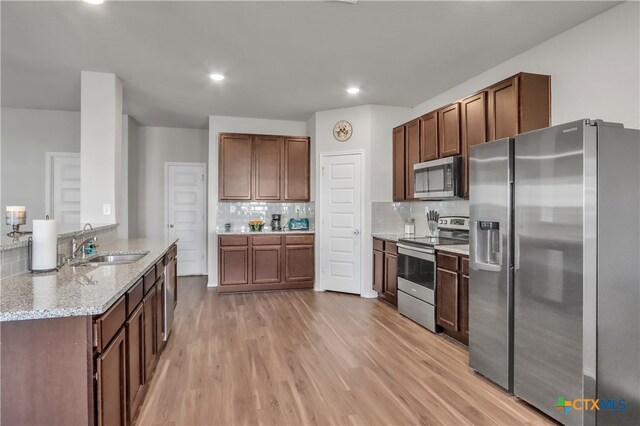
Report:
126,278,144,316
252,235,282,246
95,296,126,352
219,236,249,246
384,241,398,255
143,267,156,294
155,259,164,278
461,257,469,275
285,235,314,245
437,252,459,271
373,238,384,251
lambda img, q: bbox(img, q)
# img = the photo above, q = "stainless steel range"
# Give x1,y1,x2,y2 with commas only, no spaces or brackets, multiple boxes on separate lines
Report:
397,216,469,332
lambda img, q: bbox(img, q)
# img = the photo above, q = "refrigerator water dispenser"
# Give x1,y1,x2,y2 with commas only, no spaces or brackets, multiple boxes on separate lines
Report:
475,221,501,268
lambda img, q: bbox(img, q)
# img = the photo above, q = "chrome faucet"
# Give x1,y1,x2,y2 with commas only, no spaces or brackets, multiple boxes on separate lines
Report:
71,223,97,260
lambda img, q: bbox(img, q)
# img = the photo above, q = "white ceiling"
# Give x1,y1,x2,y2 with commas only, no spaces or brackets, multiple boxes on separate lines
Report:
1,1,619,129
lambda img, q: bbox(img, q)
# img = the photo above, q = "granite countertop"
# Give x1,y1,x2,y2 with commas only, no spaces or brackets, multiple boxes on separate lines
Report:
0,238,177,322
1,223,119,251
216,230,314,235
435,244,470,256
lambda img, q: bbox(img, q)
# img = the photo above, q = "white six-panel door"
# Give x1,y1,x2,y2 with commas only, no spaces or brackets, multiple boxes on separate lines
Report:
46,152,81,225
166,163,206,275
320,153,362,294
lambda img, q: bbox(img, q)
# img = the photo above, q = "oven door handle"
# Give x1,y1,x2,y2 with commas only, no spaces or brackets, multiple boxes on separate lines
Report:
397,244,435,261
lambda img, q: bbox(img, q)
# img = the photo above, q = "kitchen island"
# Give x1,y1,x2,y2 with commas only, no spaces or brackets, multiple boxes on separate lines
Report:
1,238,178,426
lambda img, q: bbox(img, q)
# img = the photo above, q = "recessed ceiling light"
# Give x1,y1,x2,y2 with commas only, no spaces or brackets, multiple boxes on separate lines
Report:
346,87,360,94
83,0,104,4
209,73,225,81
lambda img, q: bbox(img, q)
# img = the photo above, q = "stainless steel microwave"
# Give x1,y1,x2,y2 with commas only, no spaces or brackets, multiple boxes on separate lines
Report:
413,156,463,200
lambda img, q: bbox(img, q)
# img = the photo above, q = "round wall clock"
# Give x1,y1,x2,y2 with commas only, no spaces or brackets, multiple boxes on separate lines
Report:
333,120,353,142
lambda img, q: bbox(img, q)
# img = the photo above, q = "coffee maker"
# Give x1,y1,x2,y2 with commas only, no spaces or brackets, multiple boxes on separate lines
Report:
270,214,282,231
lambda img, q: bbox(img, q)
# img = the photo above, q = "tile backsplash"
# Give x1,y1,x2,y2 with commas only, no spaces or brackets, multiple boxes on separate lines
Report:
372,200,469,235
216,202,315,232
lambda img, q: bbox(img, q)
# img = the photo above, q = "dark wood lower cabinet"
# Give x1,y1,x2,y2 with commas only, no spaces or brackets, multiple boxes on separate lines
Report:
285,245,314,282
126,303,145,424
436,252,469,345
218,234,314,293
252,245,282,284
96,328,127,426
0,244,178,426
372,238,398,307
143,285,157,381
436,268,459,331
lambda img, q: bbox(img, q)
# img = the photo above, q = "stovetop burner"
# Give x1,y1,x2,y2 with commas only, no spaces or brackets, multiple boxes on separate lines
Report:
399,235,468,248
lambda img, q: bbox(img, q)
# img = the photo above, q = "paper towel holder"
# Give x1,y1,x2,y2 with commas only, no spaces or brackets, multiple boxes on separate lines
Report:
27,236,59,274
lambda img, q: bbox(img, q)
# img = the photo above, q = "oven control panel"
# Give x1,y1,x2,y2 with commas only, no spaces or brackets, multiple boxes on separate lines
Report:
438,216,469,231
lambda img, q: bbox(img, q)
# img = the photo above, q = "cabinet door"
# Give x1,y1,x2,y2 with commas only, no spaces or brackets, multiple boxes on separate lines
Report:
436,268,459,331
404,119,420,200
219,133,253,200
96,328,127,426
125,303,144,424
283,137,310,201
460,273,469,342
155,276,165,354
373,249,384,294
461,92,487,197
419,111,438,162
252,245,282,284
438,103,461,157
392,126,406,201
219,246,249,286
142,286,156,382
254,135,284,200
487,76,518,141
384,253,398,306
285,245,314,282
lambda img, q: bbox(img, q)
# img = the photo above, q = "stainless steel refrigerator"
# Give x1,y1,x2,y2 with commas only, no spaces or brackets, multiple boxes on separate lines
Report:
469,119,639,425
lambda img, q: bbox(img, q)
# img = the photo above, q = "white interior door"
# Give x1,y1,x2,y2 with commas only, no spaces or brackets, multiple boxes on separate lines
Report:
320,153,362,294
46,153,81,225
166,163,206,275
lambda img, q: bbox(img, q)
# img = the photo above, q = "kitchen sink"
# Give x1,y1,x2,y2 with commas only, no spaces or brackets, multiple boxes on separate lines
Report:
73,252,149,266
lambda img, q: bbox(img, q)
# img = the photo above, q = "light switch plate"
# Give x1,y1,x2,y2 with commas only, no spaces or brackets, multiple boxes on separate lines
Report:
103,203,111,215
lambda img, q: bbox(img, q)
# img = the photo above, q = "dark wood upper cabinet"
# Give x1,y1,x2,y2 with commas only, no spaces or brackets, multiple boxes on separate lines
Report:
392,125,406,202
254,135,284,201
405,119,421,200
438,103,461,157
461,92,488,197
419,111,439,162
436,267,459,331
283,137,310,201
488,72,551,141
96,328,127,426
219,134,253,200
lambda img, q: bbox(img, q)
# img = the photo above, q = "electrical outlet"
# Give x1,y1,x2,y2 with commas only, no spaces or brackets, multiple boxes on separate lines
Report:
103,203,111,215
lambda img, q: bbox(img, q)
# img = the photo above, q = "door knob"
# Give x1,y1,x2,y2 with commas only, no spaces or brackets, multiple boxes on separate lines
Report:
169,224,174,228
353,229,360,235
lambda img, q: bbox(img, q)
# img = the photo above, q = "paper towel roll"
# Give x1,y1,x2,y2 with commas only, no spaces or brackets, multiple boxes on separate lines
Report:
32,219,57,271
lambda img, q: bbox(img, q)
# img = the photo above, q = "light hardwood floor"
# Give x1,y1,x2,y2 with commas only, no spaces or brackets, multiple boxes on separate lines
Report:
137,277,554,425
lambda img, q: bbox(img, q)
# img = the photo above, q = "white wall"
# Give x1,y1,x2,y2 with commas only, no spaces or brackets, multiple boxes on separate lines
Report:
80,71,123,224
137,125,208,241
412,1,640,129
207,115,308,286
1,108,80,230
